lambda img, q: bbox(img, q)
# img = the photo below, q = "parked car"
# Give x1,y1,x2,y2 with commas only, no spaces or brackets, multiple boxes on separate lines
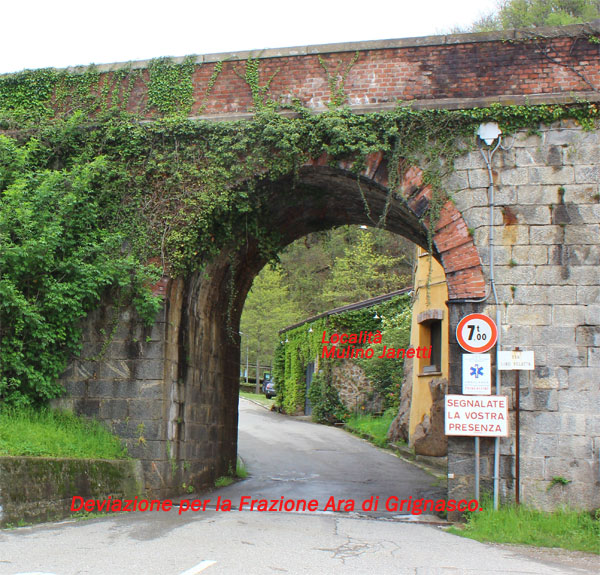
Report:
263,379,277,399
261,372,272,393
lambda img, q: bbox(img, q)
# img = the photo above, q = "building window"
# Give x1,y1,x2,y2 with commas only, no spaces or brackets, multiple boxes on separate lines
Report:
417,309,443,375
423,320,442,373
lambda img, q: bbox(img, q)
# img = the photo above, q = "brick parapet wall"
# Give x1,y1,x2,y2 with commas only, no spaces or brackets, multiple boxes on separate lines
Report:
58,22,600,118
445,122,599,510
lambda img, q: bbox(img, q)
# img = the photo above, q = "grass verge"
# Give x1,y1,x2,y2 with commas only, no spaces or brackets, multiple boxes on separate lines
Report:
0,406,128,459
449,502,600,555
239,390,275,408
344,410,396,448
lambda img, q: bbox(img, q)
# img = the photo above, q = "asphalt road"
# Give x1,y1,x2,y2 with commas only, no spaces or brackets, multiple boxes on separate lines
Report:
0,399,596,575
217,397,446,516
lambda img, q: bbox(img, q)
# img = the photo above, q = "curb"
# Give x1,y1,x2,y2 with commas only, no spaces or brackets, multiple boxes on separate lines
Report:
342,426,447,479
388,443,447,479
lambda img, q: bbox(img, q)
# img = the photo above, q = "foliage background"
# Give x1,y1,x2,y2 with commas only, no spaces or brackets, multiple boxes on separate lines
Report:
240,226,412,377
455,0,600,32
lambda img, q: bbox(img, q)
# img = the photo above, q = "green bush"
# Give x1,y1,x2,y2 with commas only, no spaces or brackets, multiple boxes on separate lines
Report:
307,371,348,424
353,304,411,410
0,134,162,406
344,409,396,447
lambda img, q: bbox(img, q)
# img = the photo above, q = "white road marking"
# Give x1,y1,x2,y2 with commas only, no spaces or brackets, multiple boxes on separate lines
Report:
178,560,217,575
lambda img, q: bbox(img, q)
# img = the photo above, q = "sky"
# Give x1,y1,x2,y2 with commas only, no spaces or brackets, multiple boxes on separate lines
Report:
0,0,500,74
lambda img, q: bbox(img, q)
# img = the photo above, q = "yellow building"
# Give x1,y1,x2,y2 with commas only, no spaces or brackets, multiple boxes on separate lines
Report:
406,247,449,456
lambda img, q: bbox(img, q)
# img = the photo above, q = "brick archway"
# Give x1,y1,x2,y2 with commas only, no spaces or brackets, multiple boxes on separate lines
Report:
45,21,599,510
59,144,487,498
305,152,486,301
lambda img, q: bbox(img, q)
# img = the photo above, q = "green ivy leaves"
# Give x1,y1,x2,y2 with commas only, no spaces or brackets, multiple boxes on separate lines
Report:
0,149,162,406
147,57,196,116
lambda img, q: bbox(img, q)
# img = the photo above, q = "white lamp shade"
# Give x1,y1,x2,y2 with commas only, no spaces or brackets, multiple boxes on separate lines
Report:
477,122,502,145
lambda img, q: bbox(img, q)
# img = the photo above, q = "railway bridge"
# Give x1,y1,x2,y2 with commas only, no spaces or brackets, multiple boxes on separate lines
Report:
26,21,600,510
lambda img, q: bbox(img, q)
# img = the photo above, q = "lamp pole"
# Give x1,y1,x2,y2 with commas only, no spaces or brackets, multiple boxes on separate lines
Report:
239,332,249,385
246,339,249,385
479,122,503,511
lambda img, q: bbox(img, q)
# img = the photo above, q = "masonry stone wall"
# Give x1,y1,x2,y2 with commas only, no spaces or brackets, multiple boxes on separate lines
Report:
0,457,142,527
57,120,599,511
55,292,174,497
445,122,599,511
55,270,240,500
331,361,383,414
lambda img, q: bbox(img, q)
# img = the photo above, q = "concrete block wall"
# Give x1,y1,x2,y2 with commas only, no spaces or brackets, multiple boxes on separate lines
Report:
446,121,599,510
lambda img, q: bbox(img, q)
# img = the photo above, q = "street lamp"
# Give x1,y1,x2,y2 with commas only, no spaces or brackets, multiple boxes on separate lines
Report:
477,122,502,146
239,331,249,385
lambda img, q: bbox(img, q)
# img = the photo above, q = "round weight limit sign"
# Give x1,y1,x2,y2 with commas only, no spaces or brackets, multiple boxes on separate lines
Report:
456,313,498,353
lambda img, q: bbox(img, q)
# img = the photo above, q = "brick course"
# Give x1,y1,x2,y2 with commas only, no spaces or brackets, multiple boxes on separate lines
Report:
74,22,600,118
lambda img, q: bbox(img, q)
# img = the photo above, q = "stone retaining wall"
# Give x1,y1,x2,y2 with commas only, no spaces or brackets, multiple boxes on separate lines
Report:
0,457,143,526
331,361,383,414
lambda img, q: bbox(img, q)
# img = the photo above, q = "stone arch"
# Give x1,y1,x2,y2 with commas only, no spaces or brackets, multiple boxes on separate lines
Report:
58,152,486,497
161,153,485,494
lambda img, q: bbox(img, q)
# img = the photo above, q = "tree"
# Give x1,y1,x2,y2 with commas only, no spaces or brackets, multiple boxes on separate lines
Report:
277,231,336,317
278,226,413,315
322,229,410,307
465,0,600,32
354,304,412,411
240,267,299,391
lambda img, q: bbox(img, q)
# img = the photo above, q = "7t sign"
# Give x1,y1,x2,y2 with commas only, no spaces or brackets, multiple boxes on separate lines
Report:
456,314,498,354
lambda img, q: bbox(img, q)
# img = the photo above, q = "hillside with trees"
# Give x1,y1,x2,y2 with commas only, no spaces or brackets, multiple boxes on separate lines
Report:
240,226,414,376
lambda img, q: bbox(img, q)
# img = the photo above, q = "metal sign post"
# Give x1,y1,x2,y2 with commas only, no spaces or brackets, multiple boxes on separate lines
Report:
455,314,498,506
498,347,534,505
515,361,521,505
474,437,480,502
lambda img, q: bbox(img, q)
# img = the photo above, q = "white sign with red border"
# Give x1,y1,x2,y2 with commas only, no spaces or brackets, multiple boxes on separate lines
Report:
445,395,509,437
456,313,498,353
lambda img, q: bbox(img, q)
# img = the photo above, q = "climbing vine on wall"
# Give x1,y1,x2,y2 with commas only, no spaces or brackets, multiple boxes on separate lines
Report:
276,318,328,415
0,60,598,406
147,56,196,116
273,295,411,420
235,56,280,110
318,51,360,108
